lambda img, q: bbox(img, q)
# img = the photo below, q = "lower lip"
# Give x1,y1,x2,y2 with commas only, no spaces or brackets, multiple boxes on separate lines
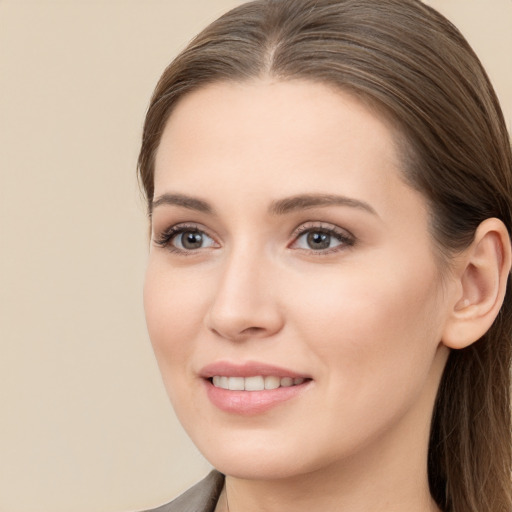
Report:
204,379,311,415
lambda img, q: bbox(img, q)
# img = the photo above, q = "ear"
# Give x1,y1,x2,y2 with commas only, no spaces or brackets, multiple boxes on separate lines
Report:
442,218,511,349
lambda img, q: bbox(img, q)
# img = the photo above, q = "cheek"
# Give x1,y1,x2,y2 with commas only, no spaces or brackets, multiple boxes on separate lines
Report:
284,257,444,385
143,262,214,420
278,260,445,452
143,261,207,367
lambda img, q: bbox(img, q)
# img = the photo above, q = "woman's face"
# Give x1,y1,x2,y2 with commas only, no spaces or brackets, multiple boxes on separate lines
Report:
145,80,452,480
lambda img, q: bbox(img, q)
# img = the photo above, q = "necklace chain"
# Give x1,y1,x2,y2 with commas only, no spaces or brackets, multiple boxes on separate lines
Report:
225,486,230,512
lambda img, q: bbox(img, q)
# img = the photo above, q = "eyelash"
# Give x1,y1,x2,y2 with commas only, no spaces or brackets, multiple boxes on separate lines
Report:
291,222,356,255
153,223,216,255
153,222,356,255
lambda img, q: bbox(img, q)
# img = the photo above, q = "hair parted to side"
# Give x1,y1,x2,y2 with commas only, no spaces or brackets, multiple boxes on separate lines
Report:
138,1,512,510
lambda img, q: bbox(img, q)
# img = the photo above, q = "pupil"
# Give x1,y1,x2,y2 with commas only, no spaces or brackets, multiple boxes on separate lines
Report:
307,231,330,250
182,231,203,249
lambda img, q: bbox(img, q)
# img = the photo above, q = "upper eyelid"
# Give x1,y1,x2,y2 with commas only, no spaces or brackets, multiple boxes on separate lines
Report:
289,222,356,253
152,222,216,248
156,220,351,234
153,223,220,255
292,221,355,238
153,220,355,249
154,222,212,238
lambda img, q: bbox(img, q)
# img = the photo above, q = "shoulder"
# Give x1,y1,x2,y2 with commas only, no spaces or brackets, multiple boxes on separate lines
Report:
141,470,225,512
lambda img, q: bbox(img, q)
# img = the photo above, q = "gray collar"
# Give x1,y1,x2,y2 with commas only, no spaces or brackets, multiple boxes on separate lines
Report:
142,471,225,512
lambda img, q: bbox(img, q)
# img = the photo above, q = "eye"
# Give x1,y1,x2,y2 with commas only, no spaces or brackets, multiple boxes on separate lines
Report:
173,230,216,250
295,230,341,251
291,224,355,253
154,224,218,253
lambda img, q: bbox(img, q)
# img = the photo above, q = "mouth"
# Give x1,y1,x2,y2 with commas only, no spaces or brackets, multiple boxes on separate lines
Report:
209,375,307,391
200,362,312,415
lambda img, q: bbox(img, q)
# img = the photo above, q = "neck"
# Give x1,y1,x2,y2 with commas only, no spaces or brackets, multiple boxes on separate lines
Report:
220,447,440,512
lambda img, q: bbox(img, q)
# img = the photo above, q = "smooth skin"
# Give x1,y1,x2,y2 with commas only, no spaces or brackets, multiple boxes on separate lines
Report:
144,80,511,512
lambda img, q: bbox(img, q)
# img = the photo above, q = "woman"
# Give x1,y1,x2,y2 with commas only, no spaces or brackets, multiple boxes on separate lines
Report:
138,0,512,511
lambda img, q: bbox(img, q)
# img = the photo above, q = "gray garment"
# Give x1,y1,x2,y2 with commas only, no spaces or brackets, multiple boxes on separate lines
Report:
142,471,225,512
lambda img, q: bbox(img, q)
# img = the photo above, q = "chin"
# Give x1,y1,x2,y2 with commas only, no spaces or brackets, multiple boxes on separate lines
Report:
185,425,333,482
207,453,313,481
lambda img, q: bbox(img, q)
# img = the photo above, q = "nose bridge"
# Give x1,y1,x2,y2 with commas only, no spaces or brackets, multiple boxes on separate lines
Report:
205,240,282,340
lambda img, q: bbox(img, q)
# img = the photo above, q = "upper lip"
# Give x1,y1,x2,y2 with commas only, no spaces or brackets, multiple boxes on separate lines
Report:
199,360,310,379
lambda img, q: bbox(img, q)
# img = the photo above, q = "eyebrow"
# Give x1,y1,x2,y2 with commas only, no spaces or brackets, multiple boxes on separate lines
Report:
269,193,377,216
151,193,214,216
151,192,377,217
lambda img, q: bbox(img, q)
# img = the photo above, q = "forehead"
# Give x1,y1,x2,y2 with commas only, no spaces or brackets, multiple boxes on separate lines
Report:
154,80,404,198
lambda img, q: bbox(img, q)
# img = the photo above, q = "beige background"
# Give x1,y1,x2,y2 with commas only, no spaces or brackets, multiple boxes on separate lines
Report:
0,1,510,511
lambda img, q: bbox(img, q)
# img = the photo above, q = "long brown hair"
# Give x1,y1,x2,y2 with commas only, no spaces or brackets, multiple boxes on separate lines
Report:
138,1,512,510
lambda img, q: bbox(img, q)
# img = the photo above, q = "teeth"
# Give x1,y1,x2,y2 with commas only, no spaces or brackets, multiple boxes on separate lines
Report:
211,375,307,391
280,377,293,387
228,376,245,391
265,376,280,389
244,376,264,391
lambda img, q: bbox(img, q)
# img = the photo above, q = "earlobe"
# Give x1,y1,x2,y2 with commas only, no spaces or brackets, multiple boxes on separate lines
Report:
442,218,511,350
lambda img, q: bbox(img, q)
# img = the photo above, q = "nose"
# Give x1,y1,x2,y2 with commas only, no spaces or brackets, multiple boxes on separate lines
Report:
205,249,284,342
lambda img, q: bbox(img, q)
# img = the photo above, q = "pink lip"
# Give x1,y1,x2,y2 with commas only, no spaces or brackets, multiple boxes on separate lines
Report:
199,361,312,416
199,360,309,379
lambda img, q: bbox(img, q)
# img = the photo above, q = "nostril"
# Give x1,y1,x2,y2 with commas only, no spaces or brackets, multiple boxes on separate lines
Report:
240,326,266,336
209,325,268,341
